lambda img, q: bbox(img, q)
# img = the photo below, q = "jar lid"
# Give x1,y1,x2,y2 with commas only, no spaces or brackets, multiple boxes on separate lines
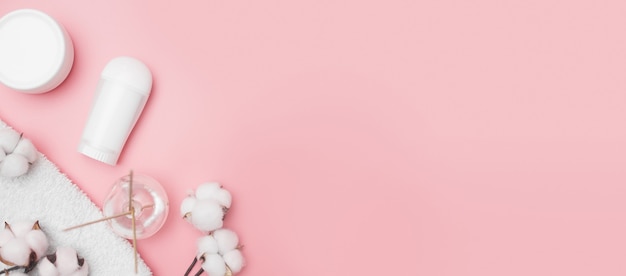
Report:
0,9,74,94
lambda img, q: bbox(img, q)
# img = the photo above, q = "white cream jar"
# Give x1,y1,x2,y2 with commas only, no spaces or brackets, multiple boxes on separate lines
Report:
0,9,74,94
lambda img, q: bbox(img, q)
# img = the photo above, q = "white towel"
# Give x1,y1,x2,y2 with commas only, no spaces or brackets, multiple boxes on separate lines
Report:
0,119,152,275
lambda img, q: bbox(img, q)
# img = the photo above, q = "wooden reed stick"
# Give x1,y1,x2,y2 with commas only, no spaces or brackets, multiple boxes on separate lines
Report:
63,211,131,231
129,170,138,274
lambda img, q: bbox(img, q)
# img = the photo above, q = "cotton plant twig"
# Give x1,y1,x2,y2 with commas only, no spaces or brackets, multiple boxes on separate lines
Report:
0,265,26,275
185,260,234,276
184,256,204,276
184,257,198,276
193,267,205,276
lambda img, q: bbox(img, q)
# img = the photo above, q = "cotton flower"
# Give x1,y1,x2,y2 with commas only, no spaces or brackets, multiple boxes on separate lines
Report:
0,129,20,153
0,221,48,271
37,247,88,276
195,182,232,207
0,129,38,178
197,229,244,276
180,182,232,232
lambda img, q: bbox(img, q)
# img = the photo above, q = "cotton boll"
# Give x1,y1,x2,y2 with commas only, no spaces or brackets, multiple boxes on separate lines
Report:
191,200,224,232
38,256,58,276
223,249,244,274
0,227,15,246
38,247,88,276
195,182,221,200
12,138,38,163
54,247,81,275
213,229,239,254
0,221,48,269
0,239,30,266
213,189,232,209
197,235,219,258
7,221,38,238
0,129,20,153
73,260,89,276
0,154,29,178
0,130,37,178
180,197,197,218
23,229,48,259
201,254,226,276
195,182,232,208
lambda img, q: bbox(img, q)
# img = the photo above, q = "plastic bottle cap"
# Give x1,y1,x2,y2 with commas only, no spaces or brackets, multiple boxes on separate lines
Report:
100,57,152,95
77,142,120,165
0,9,74,94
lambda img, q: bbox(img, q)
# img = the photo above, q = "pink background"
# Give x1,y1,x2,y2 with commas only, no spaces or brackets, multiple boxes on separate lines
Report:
1,0,626,275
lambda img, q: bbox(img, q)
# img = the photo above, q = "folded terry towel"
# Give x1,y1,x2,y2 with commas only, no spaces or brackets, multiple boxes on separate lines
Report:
0,119,151,275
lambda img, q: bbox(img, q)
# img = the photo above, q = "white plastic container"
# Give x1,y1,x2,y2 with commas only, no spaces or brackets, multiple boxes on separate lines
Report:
78,57,152,165
0,9,74,93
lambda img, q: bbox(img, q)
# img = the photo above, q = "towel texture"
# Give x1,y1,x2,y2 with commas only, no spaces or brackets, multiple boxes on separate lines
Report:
0,120,151,275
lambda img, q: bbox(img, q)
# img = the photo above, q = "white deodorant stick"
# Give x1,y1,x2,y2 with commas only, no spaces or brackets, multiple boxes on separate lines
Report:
78,57,152,165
